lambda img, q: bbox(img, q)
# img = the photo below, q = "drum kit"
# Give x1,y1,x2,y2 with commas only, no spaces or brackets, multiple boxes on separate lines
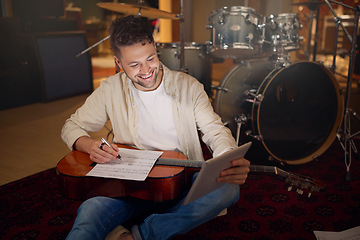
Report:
80,0,359,177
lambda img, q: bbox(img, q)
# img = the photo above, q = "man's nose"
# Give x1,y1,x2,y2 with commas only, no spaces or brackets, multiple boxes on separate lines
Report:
140,62,150,73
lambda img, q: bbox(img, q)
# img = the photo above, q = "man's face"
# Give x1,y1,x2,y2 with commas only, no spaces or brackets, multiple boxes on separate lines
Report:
114,41,161,91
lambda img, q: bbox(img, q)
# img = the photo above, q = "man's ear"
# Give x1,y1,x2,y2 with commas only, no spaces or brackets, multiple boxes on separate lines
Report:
114,56,122,70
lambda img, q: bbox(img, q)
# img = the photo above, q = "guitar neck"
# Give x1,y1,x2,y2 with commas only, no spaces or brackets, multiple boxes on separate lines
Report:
156,158,279,175
249,165,279,175
156,158,204,168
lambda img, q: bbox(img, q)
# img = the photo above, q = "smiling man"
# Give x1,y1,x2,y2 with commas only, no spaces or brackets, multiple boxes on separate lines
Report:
61,16,250,240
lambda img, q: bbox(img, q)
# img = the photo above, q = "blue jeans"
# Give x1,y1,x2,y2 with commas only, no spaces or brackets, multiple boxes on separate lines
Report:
66,180,240,240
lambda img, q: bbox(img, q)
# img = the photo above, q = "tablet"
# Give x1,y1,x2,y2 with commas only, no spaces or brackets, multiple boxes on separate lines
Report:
182,142,252,205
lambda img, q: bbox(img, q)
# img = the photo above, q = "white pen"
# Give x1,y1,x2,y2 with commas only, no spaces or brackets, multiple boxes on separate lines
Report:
101,138,121,159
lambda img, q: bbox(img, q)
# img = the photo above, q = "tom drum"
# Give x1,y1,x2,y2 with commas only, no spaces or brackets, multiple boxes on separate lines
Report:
156,42,212,96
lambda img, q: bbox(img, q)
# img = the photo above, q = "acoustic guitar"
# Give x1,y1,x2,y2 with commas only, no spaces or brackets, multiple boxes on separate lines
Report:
56,145,326,202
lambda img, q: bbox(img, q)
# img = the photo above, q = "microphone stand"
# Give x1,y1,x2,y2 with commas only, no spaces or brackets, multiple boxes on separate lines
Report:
325,0,360,181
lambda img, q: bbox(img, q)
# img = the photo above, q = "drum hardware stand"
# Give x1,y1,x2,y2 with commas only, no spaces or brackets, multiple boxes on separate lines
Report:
76,0,148,58
179,0,186,73
325,0,360,181
271,51,291,68
234,114,263,146
233,91,264,145
235,115,247,145
295,1,323,61
75,0,182,58
76,35,110,58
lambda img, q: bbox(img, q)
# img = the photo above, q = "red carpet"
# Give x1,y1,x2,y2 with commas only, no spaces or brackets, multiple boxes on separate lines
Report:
1,139,360,240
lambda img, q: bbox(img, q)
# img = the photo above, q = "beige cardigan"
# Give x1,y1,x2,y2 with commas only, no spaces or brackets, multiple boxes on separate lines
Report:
61,64,237,161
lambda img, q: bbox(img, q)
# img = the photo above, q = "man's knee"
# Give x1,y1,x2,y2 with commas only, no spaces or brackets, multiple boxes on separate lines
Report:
220,184,240,206
78,197,109,216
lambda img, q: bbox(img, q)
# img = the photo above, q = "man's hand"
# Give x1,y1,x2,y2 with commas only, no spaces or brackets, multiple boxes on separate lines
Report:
74,136,119,164
217,158,250,185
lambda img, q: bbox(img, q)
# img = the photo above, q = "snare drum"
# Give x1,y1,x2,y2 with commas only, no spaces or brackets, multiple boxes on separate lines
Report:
207,6,263,59
156,42,212,96
264,13,302,52
214,60,343,164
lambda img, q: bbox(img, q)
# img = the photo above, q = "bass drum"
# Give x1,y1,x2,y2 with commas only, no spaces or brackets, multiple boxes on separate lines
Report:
214,60,343,164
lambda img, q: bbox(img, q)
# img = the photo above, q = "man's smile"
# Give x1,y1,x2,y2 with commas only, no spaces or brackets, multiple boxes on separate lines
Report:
138,69,155,80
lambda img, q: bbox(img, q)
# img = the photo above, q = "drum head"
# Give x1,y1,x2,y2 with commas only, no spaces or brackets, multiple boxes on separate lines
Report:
215,61,343,164
256,61,343,164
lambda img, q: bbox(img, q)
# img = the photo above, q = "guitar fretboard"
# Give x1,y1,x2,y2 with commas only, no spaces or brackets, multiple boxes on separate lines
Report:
156,158,279,175
156,158,204,168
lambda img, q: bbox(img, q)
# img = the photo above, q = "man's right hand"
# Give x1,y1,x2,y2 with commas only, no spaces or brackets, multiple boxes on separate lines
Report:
74,136,119,164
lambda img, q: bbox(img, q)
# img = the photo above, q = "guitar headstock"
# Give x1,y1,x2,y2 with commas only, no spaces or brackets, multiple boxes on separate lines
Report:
276,168,326,198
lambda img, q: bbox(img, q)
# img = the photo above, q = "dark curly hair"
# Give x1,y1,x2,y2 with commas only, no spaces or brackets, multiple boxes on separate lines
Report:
109,16,154,57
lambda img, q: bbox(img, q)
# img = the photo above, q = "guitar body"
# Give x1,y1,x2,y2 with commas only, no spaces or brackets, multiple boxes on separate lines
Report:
57,144,325,202
56,145,189,202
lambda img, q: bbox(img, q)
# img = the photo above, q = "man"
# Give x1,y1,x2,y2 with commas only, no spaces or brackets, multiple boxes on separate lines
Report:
61,16,250,240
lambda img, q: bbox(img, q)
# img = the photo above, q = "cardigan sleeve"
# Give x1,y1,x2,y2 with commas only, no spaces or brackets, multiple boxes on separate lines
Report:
191,78,237,157
61,81,110,150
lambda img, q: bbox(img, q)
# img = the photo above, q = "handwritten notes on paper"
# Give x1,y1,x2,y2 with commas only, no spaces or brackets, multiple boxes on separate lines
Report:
86,148,163,181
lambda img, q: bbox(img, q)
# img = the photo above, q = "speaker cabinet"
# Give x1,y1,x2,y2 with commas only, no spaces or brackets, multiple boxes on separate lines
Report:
33,31,93,101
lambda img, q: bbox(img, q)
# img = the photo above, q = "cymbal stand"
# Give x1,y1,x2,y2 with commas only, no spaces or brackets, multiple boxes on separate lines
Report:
304,3,321,61
76,0,146,58
325,0,360,181
178,0,185,72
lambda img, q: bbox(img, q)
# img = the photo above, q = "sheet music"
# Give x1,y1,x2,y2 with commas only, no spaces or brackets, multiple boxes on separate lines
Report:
86,148,163,181
314,226,360,240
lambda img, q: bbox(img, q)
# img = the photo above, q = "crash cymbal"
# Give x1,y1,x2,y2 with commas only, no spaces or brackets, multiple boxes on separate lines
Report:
291,0,325,5
97,3,179,20
291,1,325,10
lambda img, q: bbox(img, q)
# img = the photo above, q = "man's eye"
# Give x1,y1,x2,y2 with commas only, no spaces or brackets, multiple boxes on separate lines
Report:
130,64,138,68
148,57,154,62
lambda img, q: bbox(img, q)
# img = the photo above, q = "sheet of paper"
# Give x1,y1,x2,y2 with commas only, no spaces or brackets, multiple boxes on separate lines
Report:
86,148,163,181
314,226,360,240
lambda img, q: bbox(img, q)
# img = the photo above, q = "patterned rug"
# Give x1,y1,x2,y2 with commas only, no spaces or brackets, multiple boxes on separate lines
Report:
1,139,359,240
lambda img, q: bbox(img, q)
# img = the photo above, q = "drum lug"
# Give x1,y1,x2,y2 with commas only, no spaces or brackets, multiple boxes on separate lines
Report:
212,85,228,92
217,13,227,25
268,17,277,31
245,14,251,23
205,24,213,30
217,34,225,47
299,35,304,43
174,51,179,59
246,33,254,43
245,130,263,141
245,90,264,102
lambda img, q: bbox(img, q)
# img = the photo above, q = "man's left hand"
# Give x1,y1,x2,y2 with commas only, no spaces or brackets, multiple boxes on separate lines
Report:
217,158,250,185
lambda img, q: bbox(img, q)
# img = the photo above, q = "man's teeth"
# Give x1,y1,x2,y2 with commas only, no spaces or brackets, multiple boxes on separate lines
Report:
140,72,153,79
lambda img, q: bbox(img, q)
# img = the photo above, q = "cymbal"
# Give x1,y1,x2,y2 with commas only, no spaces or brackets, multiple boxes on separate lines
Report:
291,1,326,6
291,1,325,10
97,3,179,20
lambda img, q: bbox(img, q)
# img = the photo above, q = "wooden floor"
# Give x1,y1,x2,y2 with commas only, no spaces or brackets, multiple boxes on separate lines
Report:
1,55,359,186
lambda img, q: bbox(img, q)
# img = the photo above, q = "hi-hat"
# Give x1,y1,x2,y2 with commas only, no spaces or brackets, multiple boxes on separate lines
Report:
97,3,179,20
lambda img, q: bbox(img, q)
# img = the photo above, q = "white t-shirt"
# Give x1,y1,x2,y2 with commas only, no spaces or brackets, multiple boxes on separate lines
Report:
130,80,181,152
